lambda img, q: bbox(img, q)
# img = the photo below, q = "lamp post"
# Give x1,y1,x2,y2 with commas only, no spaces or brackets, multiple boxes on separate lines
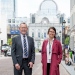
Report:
62,20,66,60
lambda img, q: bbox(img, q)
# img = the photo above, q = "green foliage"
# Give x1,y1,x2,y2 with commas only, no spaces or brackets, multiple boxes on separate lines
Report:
64,36,70,45
7,38,12,45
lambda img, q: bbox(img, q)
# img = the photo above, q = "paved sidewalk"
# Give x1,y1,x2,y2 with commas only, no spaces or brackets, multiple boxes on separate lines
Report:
61,60,75,75
0,53,71,75
0,53,74,75
0,55,9,60
0,55,5,59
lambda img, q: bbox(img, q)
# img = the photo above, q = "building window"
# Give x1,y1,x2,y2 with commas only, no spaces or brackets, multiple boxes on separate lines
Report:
32,32,34,38
41,17,49,24
32,15,35,23
16,20,19,23
60,16,64,24
15,25,19,31
8,19,11,23
68,18,70,23
44,32,46,38
38,32,40,38
10,24,15,31
12,19,15,23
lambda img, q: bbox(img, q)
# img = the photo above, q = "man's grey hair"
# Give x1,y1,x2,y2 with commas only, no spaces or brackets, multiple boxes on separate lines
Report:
19,22,27,27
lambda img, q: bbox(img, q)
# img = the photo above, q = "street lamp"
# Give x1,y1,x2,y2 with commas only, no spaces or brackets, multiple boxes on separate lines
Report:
62,20,66,60
62,20,66,44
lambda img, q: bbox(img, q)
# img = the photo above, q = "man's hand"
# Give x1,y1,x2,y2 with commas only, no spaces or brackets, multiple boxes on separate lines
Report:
28,62,33,68
15,63,20,70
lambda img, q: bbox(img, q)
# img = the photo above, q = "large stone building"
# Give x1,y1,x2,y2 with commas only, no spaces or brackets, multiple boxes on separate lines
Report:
28,0,62,49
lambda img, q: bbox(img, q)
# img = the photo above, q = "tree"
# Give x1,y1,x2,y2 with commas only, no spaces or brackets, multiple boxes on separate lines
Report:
64,36,70,45
7,38,12,45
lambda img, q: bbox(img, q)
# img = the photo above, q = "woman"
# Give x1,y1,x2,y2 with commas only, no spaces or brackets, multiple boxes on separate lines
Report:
41,27,62,75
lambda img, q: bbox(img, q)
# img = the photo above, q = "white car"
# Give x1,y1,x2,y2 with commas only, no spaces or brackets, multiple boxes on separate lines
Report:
7,47,11,56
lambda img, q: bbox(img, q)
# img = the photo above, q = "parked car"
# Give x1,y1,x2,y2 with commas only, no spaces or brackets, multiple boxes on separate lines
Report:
1,44,11,56
7,46,11,56
1,45,9,56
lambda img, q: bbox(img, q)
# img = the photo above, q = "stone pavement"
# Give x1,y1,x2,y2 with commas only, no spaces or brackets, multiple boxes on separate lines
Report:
61,60,75,75
34,53,75,75
0,53,71,75
0,55,5,59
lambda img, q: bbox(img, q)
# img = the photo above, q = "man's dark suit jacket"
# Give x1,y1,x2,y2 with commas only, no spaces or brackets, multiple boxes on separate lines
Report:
11,35,35,66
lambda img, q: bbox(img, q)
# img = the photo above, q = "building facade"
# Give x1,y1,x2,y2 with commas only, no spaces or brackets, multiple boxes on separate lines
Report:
0,0,67,50
0,0,15,18
7,17,27,39
0,0,15,46
28,0,62,50
70,0,75,51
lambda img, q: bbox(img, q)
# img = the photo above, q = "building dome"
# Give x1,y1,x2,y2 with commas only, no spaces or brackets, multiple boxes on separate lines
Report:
39,0,58,15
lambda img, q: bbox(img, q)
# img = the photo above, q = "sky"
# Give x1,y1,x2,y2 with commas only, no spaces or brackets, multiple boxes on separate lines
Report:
16,0,70,18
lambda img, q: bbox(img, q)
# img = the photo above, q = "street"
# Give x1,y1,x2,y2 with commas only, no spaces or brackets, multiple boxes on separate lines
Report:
0,53,70,75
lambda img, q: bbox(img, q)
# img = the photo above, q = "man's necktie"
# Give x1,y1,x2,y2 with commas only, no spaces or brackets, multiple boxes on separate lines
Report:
23,35,28,57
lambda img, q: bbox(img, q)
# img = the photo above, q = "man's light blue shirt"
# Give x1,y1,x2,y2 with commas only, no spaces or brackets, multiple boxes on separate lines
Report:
20,34,29,58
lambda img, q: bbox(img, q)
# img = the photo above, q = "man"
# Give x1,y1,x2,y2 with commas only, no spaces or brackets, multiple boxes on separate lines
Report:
11,22,35,75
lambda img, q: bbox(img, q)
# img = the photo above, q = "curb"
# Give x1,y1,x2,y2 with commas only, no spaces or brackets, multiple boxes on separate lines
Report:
61,60,75,75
